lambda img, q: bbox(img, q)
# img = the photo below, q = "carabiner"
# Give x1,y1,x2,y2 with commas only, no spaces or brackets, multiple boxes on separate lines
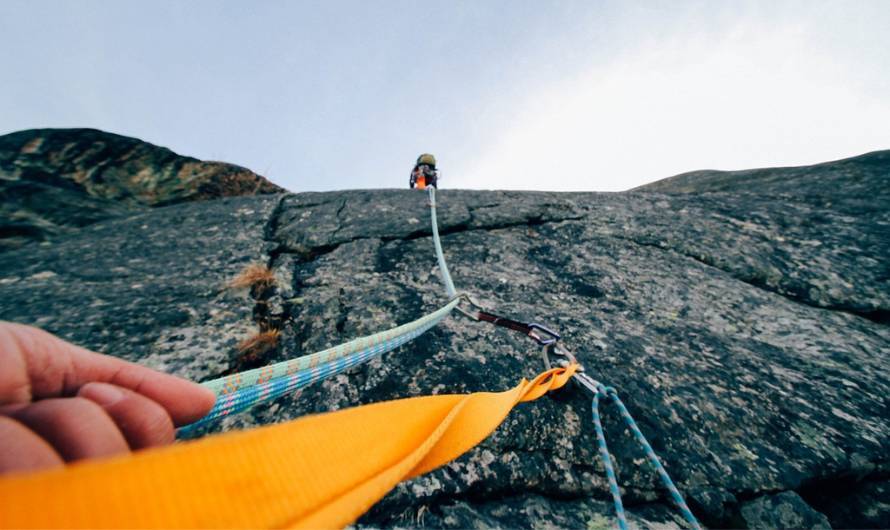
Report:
453,293,483,321
527,323,560,346
541,343,600,396
455,292,562,348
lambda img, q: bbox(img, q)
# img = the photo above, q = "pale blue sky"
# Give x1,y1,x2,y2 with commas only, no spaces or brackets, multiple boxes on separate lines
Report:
2,1,889,191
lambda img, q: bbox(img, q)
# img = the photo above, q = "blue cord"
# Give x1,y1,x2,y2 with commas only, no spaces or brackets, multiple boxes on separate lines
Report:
591,385,702,530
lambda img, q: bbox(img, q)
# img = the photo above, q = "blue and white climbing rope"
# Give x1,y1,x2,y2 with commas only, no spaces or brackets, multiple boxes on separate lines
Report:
182,187,463,432
591,389,629,529
180,298,459,434
592,384,702,530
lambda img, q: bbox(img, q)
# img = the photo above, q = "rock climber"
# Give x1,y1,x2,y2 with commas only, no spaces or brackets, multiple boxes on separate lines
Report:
409,153,438,190
0,321,216,474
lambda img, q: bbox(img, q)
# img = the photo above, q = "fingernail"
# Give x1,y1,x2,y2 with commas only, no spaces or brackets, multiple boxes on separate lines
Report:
82,383,124,407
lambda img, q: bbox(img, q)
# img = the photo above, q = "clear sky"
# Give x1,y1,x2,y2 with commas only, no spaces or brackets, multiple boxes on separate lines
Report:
2,1,888,192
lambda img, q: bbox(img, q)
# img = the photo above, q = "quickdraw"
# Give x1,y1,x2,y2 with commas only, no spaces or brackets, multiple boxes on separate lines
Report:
452,293,560,346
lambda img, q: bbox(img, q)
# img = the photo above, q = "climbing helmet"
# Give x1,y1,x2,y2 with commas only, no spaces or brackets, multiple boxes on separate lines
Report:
416,153,436,168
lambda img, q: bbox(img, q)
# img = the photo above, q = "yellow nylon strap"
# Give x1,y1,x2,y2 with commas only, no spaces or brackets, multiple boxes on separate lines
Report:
0,364,578,529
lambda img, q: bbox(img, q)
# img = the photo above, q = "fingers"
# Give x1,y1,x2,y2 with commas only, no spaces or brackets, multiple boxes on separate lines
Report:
0,322,77,402
78,383,174,449
8,397,129,462
0,384,177,474
0,416,63,474
0,322,216,425
0,322,216,475
0,324,33,405
82,360,217,427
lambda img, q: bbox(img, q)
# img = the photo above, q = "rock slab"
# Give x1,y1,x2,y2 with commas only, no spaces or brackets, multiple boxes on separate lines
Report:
1,152,889,528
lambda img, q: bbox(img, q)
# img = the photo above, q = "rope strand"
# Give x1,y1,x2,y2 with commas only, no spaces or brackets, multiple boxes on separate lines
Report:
591,385,702,530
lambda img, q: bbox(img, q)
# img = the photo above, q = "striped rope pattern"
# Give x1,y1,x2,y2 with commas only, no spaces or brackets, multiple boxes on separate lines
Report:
591,391,629,530
591,385,702,530
179,305,455,435
201,299,459,397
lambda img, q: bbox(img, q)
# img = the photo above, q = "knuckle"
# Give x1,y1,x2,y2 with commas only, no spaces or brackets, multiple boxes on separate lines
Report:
118,393,174,447
67,396,106,416
140,411,175,445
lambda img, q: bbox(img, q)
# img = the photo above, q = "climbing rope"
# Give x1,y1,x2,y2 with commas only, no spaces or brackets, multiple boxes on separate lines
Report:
180,298,459,433
428,186,457,298
430,186,701,529
180,301,459,432
591,386,701,530
179,187,463,431
591,390,627,529
544,344,702,530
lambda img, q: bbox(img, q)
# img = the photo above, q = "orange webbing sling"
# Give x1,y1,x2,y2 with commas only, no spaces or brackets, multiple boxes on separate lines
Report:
0,364,577,529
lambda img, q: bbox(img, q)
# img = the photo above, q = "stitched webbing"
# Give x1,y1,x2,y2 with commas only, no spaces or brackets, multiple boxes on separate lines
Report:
0,365,577,529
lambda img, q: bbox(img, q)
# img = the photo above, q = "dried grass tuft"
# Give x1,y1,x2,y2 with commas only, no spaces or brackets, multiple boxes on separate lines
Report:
228,263,276,290
237,329,280,355
233,329,281,371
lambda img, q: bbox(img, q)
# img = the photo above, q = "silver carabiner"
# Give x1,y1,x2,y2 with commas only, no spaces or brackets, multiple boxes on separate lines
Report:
541,343,601,396
452,292,483,321
527,323,560,346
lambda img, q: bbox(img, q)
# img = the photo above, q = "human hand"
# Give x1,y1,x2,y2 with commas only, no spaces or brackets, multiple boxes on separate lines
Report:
0,322,216,474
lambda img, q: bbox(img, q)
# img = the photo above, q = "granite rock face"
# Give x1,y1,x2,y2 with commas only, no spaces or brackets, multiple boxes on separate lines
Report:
738,491,831,529
636,149,889,203
1,153,888,529
0,195,281,380
0,128,283,251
